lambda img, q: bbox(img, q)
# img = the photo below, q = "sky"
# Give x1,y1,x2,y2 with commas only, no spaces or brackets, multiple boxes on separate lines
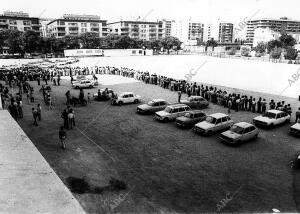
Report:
2,0,300,25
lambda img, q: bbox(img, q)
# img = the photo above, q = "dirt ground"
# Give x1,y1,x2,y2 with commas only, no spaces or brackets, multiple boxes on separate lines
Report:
9,75,300,213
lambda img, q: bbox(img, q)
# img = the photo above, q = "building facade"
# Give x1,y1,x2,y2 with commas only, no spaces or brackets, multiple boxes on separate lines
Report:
218,23,234,43
107,20,164,41
252,28,280,47
246,17,300,46
0,11,40,33
171,20,204,45
47,14,108,38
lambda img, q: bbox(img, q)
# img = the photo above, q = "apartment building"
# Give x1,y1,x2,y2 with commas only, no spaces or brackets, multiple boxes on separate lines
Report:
246,17,300,46
107,20,164,40
162,19,173,37
47,14,108,38
218,23,234,43
171,20,204,45
0,11,40,33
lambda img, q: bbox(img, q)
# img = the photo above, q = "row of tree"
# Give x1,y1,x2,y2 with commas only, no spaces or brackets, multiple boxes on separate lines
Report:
0,29,182,55
254,34,298,60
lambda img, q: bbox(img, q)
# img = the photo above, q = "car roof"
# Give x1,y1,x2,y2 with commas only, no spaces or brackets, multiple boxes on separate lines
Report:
168,103,189,108
152,99,166,102
267,110,283,114
190,96,204,99
234,122,254,128
187,110,205,114
209,113,228,119
120,92,134,95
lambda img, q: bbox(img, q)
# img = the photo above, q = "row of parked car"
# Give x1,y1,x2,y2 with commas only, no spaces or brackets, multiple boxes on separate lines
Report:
93,89,300,143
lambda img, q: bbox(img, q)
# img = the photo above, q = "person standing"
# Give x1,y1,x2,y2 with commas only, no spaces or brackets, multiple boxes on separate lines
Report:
59,126,67,149
178,91,182,103
65,90,71,105
61,109,69,129
295,108,300,123
68,110,75,129
227,98,232,113
261,99,267,114
37,104,42,121
252,98,256,113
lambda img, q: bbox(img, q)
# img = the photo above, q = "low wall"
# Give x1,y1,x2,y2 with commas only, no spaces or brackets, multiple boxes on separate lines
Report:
0,110,85,214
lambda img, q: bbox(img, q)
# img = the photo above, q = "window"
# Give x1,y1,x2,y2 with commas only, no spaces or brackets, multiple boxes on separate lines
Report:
139,50,143,54
129,94,134,98
59,21,65,25
216,119,222,124
221,117,228,122
132,50,136,54
123,95,128,98
81,23,87,27
81,28,87,32
9,20,17,25
23,21,31,25
172,108,179,113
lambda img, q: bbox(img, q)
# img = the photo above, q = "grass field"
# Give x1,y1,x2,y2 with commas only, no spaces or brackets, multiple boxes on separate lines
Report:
9,74,299,213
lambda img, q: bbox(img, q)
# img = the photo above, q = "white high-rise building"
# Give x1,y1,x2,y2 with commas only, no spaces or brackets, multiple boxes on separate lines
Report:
171,20,204,45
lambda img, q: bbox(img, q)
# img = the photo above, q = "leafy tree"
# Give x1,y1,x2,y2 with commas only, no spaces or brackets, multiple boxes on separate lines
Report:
63,35,80,49
4,30,24,55
267,40,282,53
79,32,100,49
254,42,267,54
206,38,218,51
22,30,40,54
279,34,296,48
160,36,181,54
284,46,298,60
227,48,236,55
270,47,282,59
240,46,251,57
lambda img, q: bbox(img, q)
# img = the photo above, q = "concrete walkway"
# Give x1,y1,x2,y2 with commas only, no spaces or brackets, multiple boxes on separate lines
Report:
0,110,85,214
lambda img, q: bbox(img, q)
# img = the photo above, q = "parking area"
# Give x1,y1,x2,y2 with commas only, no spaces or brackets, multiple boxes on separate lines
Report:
17,75,300,213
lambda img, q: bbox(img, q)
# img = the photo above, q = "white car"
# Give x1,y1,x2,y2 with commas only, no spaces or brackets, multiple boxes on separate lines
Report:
219,122,259,144
137,99,169,114
112,92,141,105
72,80,94,89
290,123,300,137
193,113,234,135
154,104,191,122
253,110,290,128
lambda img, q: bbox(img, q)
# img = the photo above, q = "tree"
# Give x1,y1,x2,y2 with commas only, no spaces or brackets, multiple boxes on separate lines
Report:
227,48,236,55
284,46,298,60
79,32,100,49
63,35,80,49
267,40,282,53
255,42,267,54
115,35,136,49
240,46,251,57
22,30,40,54
160,36,182,54
270,47,282,59
4,30,24,55
206,38,218,51
279,34,296,48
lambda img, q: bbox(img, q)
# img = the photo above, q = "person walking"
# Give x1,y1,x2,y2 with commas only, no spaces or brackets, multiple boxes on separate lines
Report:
59,126,67,149
68,110,75,129
32,108,38,126
228,98,232,113
61,109,69,129
65,90,71,105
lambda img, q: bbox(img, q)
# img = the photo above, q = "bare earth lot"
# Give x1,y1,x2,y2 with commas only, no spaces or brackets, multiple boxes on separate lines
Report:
15,76,300,213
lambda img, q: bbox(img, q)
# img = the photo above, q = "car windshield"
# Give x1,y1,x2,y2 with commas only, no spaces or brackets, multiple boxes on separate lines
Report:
230,125,244,134
148,101,155,106
264,112,276,119
164,107,172,113
206,116,217,124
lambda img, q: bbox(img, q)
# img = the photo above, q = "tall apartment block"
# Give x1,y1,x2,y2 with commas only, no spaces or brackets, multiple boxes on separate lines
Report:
218,23,234,43
0,11,40,33
246,17,300,46
107,20,165,40
171,20,204,45
47,14,108,38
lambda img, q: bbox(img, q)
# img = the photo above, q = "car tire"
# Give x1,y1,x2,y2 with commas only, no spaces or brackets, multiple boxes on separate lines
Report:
75,86,79,89
270,123,274,129
118,101,123,106
207,130,213,136
163,118,169,123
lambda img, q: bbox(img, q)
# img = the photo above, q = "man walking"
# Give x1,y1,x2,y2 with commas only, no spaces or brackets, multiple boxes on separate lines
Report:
59,126,67,149
296,108,300,123
37,104,42,121
32,108,38,126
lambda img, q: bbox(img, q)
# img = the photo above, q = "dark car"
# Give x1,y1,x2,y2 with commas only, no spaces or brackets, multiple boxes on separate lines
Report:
176,110,206,128
180,96,209,109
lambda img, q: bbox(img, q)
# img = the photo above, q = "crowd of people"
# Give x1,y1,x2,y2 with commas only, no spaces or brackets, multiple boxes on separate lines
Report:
0,62,300,151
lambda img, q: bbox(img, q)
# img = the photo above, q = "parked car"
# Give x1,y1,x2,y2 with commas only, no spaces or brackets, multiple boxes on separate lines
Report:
137,99,169,114
176,110,206,128
193,113,234,135
72,80,94,89
290,123,300,137
154,104,191,122
253,110,290,128
219,122,259,144
180,96,209,109
111,92,141,105
93,88,114,98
